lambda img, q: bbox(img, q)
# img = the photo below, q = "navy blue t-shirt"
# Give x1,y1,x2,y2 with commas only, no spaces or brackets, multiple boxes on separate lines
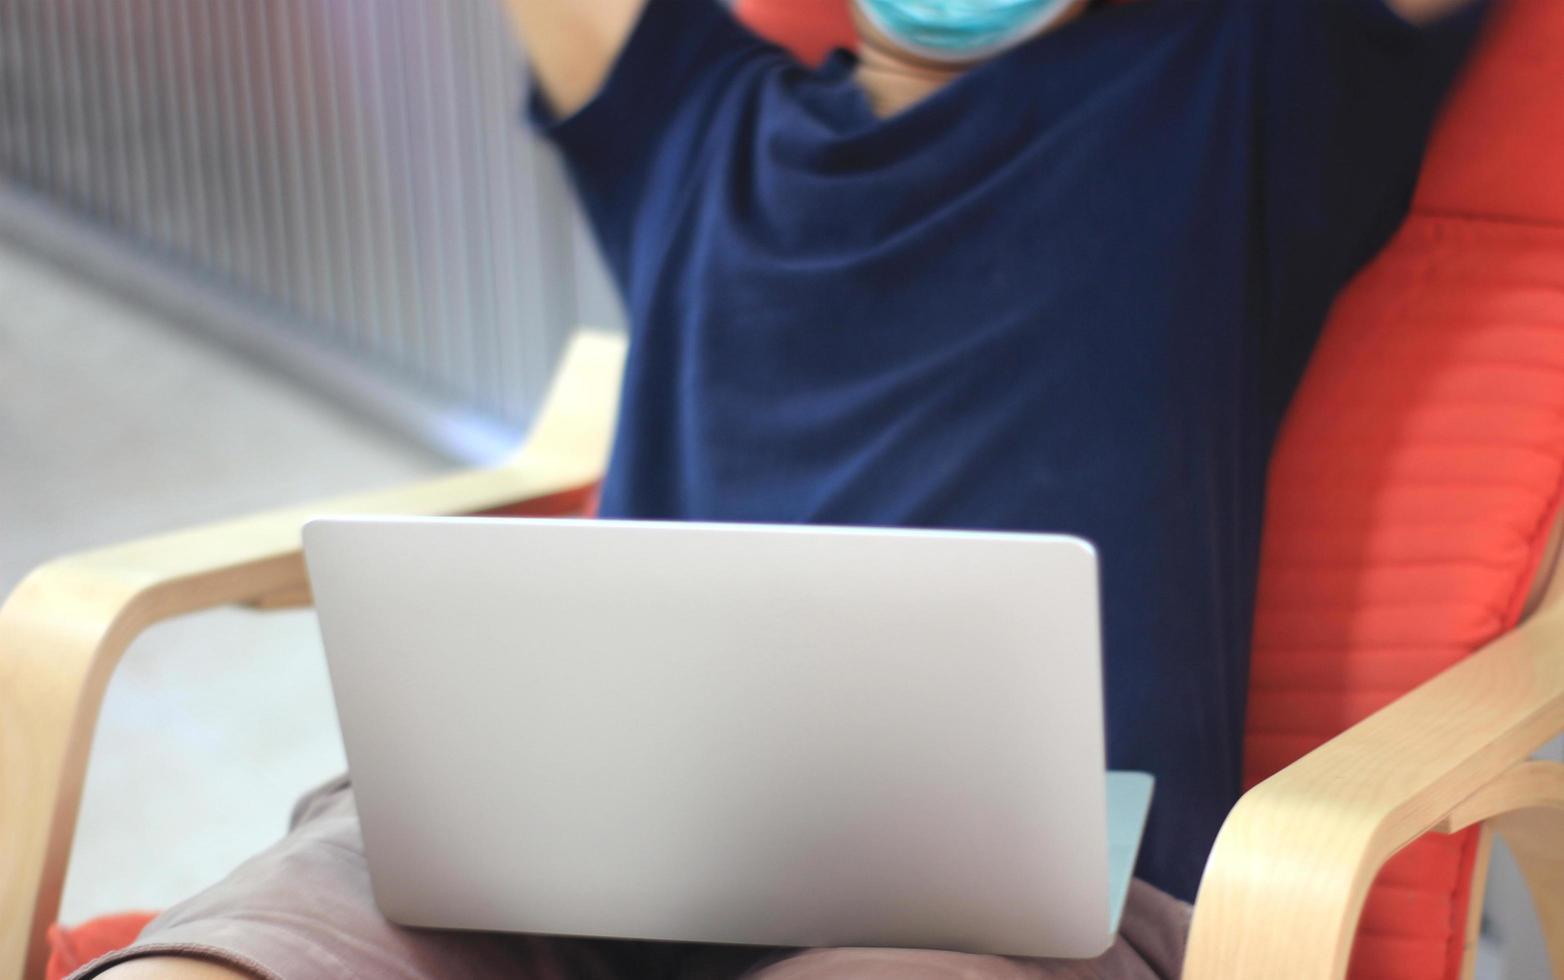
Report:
531,0,1484,902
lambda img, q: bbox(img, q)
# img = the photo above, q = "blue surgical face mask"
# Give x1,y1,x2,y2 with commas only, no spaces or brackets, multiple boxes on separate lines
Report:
853,0,1081,63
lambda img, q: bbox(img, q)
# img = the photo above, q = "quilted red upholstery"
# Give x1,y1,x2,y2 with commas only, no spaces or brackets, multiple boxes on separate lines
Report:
1254,212,1564,980
1250,1,1564,977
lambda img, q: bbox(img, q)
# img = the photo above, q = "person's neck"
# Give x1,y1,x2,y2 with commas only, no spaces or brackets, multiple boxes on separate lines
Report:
853,36,967,119
848,1,1095,118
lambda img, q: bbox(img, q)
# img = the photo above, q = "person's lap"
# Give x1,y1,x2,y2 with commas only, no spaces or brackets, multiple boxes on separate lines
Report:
73,776,1190,980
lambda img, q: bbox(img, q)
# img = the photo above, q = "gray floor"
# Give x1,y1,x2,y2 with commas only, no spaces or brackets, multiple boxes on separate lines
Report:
0,235,442,923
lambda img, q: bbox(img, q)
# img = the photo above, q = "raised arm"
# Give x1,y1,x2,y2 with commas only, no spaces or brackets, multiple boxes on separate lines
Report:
498,0,649,118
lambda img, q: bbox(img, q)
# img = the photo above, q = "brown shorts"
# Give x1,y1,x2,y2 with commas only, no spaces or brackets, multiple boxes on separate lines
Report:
71,776,1191,980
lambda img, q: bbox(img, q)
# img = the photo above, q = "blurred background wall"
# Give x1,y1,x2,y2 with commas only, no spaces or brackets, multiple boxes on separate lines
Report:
0,0,621,462
0,0,626,931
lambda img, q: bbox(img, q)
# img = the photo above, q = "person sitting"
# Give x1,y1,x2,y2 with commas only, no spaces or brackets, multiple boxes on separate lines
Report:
78,0,1489,977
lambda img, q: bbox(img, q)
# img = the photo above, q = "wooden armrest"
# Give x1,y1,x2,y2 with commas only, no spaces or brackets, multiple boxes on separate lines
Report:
0,330,626,980
1183,595,1564,980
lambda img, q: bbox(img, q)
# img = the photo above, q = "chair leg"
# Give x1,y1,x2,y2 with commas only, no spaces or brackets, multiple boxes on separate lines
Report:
1492,806,1564,979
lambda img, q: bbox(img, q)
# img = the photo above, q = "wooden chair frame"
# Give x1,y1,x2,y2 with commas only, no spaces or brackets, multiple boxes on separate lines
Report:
3,328,1561,980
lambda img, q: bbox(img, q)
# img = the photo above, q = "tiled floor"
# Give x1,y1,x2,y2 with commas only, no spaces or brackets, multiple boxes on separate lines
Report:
0,235,443,923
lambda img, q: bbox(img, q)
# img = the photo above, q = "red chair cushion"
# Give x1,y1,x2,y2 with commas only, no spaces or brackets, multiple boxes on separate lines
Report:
1252,213,1564,980
735,0,856,65
1248,2,1564,977
1414,0,1564,225
474,482,601,520
45,913,157,980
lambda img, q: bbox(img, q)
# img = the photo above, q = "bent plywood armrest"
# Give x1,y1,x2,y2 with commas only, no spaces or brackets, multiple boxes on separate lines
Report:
1183,591,1564,980
0,331,627,980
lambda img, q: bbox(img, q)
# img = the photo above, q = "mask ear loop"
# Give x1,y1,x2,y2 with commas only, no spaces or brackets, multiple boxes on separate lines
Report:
851,0,1088,66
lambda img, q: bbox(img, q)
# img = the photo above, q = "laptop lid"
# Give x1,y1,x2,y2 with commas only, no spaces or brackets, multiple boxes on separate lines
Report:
304,516,1144,958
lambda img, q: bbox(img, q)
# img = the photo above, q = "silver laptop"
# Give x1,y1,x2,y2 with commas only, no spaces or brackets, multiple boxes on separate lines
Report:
303,517,1153,959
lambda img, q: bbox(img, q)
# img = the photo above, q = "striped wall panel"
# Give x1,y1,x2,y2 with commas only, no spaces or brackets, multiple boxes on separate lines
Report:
0,0,615,456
